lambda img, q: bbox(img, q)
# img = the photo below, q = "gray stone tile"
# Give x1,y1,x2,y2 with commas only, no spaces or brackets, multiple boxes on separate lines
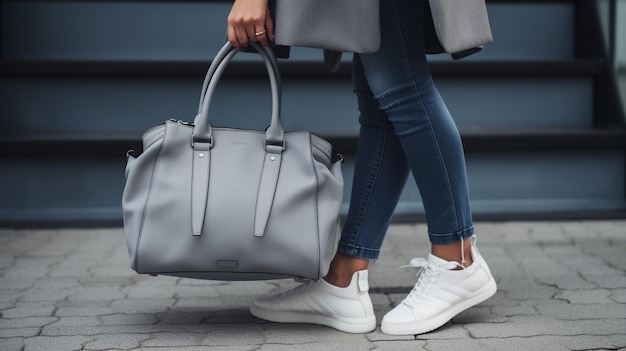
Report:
258,343,377,351
0,233,52,257
0,289,23,303
360,340,428,351
415,323,474,339
24,335,94,351
452,306,508,324
1,301,56,318
140,332,205,347
122,284,179,299
67,286,127,302
0,277,37,290
25,242,78,258
0,327,41,338
0,338,25,351
40,323,211,337
610,288,626,303
174,296,253,311
535,300,626,319
418,336,617,351
199,324,266,346
204,308,260,324
2,266,50,282
366,330,414,343
585,274,626,289
465,315,626,338
88,265,138,279
261,323,374,347
490,299,539,317
477,290,519,307
560,255,624,277
46,260,93,279
151,310,214,325
496,277,557,300
0,256,15,271
535,274,598,290
78,276,137,288
0,301,15,310
583,220,626,240
84,333,151,350
172,281,273,300
55,301,117,317
134,347,249,351
30,277,81,289
46,316,101,327
110,298,177,314
556,289,615,304
580,241,626,268
0,316,58,329
19,287,76,302
99,313,159,326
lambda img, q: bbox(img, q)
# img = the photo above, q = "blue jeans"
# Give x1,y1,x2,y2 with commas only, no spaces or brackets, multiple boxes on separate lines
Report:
337,0,474,260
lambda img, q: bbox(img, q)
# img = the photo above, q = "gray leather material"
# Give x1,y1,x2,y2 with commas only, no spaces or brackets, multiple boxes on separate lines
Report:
122,42,343,281
254,148,282,237
273,0,380,54
191,141,211,236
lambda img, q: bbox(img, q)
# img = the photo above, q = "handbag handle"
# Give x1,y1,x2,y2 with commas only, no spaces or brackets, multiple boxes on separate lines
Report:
189,42,285,237
197,43,281,114
192,42,284,148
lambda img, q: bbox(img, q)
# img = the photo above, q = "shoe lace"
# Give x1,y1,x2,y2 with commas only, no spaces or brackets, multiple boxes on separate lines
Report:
400,257,459,308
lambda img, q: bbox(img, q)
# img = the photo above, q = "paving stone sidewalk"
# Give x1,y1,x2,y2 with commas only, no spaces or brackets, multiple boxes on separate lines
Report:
1,220,625,351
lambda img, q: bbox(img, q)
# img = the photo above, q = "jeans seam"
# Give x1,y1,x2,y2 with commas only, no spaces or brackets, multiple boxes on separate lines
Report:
420,101,460,236
390,0,460,235
341,127,388,252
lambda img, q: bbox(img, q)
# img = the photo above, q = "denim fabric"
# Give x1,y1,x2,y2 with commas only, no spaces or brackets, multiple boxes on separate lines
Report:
337,0,474,260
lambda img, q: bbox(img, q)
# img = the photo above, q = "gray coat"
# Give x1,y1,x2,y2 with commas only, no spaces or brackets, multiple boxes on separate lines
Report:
424,0,493,59
270,0,493,66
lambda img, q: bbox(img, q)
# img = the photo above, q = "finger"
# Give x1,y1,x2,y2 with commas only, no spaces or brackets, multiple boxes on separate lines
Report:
227,25,241,47
234,26,250,47
253,28,269,46
265,8,275,42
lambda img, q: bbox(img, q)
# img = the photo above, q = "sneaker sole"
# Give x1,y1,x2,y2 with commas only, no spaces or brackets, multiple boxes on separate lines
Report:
381,278,497,335
249,302,377,334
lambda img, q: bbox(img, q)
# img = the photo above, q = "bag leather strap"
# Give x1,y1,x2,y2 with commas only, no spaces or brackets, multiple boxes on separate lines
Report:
191,141,212,236
191,42,285,237
254,144,283,237
198,44,281,114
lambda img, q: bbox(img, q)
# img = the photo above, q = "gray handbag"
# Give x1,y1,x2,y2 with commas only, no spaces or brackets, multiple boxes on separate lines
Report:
273,0,380,54
122,42,344,281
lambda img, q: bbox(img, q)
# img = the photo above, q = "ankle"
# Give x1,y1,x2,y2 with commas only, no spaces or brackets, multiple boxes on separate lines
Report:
323,253,369,288
431,239,473,269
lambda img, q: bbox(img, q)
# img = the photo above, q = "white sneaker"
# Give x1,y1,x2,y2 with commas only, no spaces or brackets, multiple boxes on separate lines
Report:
381,236,497,335
249,270,376,333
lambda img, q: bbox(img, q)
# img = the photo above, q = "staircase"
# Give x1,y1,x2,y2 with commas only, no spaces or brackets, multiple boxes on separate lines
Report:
1,0,625,226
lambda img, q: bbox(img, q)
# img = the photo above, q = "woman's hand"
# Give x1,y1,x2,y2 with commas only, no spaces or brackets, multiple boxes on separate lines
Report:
227,0,274,47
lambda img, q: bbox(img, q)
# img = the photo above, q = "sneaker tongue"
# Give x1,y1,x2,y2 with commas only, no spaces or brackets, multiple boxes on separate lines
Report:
427,253,449,265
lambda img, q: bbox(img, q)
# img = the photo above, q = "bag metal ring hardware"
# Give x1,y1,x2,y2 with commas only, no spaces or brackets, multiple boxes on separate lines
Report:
191,135,214,148
264,138,286,151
